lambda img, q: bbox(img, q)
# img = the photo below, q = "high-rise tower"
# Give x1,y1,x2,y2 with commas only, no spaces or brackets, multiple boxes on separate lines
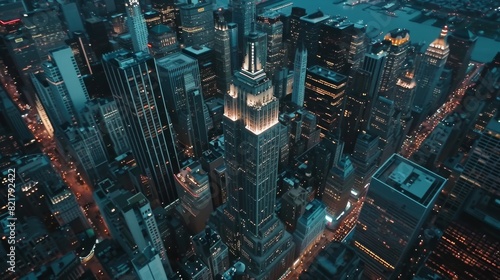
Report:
230,0,256,51
102,50,180,205
291,41,307,107
256,11,285,80
352,154,446,279
126,0,149,53
214,16,233,96
413,27,450,114
378,29,410,95
179,0,215,48
445,28,477,90
219,29,295,279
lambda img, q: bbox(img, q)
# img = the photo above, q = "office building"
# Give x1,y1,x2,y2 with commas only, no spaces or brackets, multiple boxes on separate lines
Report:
22,9,68,60
230,0,256,52
157,52,211,157
0,87,35,150
257,11,285,80
126,0,149,53
323,156,354,220
362,45,388,99
304,66,347,136
293,199,326,258
298,10,330,66
218,29,295,279
291,41,307,107
350,132,380,198
393,70,417,118
15,154,87,228
413,27,450,114
300,242,364,280
179,255,212,280
192,226,230,277
183,45,218,99
32,46,90,127
66,31,97,76
132,246,169,280
61,2,84,37
175,161,213,233
179,0,215,48
148,24,179,57
93,186,173,275
440,113,500,224
279,186,308,232
285,7,307,61
341,69,372,153
59,125,108,184
352,154,446,279
200,148,226,208
85,17,111,59
368,96,400,164
103,50,180,205
214,16,233,96
446,28,477,90
144,11,162,29
83,98,130,157
317,19,366,75
426,189,500,279
378,29,410,95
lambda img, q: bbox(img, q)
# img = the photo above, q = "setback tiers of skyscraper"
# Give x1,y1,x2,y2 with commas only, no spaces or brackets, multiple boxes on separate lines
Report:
214,29,295,279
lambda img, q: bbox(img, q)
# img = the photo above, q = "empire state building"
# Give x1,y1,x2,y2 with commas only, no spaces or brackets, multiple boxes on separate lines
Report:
216,29,295,279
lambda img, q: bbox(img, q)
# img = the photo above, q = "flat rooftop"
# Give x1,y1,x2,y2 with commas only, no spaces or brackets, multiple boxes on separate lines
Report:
373,154,446,206
307,65,347,84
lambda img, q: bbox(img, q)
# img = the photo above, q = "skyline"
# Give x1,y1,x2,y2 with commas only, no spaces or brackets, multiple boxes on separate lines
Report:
0,0,499,279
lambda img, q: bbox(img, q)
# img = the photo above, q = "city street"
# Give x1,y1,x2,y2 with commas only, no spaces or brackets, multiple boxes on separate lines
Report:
0,62,110,279
284,198,364,279
401,62,484,158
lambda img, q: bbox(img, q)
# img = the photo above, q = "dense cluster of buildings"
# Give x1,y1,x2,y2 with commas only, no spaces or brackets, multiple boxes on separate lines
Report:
0,0,499,279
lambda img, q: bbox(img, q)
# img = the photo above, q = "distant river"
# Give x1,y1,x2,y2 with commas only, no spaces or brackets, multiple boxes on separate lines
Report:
215,0,499,62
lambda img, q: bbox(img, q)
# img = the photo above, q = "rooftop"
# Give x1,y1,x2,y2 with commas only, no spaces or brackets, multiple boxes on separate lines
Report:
307,65,347,84
373,154,446,206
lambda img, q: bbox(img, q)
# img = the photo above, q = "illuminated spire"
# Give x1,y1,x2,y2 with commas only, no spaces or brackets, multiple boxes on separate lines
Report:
241,30,265,75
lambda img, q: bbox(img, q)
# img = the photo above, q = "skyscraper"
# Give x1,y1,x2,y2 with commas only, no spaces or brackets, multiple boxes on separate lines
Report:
352,154,446,279
126,0,149,53
298,10,330,66
22,9,68,61
182,45,218,99
291,41,307,107
378,29,410,95
179,0,215,48
132,246,169,280
219,29,295,279
32,46,90,127
230,0,256,51
413,27,450,114
439,113,500,224
304,66,347,136
368,96,400,164
393,70,417,118
256,11,285,80
156,52,211,158
350,132,380,199
323,156,355,220
341,69,371,153
214,16,233,96
192,226,230,277
174,161,213,233
445,28,477,90
362,45,388,99
148,24,179,57
102,50,180,205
